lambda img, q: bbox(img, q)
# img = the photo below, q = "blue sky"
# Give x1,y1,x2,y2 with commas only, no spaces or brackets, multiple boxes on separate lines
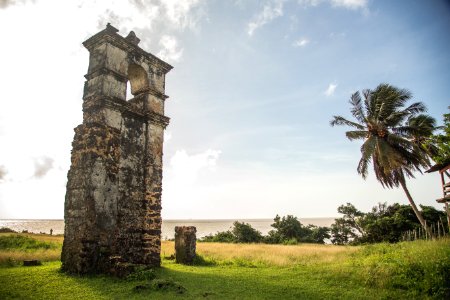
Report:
0,0,449,219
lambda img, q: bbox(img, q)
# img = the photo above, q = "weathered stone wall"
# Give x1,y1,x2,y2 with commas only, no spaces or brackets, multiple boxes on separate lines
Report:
62,24,172,274
175,226,197,264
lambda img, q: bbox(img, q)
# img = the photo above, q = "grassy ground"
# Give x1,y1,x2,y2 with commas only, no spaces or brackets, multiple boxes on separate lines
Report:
0,233,449,299
0,233,62,267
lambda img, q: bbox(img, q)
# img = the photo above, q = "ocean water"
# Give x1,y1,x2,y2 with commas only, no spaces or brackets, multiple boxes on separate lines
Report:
0,218,335,239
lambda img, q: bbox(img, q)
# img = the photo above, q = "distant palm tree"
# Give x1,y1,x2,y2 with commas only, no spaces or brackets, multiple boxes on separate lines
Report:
330,83,436,237
407,114,439,157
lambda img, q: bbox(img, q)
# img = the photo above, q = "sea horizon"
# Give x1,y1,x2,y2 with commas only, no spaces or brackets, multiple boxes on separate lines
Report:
0,217,338,221
0,217,337,239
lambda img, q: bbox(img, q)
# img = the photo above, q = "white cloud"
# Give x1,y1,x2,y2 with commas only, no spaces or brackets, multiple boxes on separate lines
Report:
247,0,284,36
299,0,367,10
324,82,338,96
169,149,221,185
0,0,13,9
298,0,322,7
160,0,204,30
330,0,367,10
0,0,31,9
162,149,221,218
293,38,310,47
164,131,173,143
32,156,54,179
0,0,205,218
0,165,7,183
157,35,184,63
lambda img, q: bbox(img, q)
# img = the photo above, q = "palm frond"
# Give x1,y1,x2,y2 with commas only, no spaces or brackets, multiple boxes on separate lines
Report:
345,130,367,141
388,136,431,170
373,84,413,122
373,153,397,188
391,125,416,137
330,116,365,130
363,89,375,118
386,133,414,150
375,137,404,173
357,136,376,178
404,102,427,115
383,103,427,127
349,92,366,123
407,114,436,136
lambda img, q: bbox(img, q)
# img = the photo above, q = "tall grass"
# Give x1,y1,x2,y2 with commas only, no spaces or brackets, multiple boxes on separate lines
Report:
0,235,58,250
349,239,450,298
0,233,62,267
0,234,448,298
163,241,358,267
163,239,450,297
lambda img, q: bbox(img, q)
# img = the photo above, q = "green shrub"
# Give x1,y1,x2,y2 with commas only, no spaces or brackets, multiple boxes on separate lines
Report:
331,202,448,244
0,235,57,250
271,215,330,244
232,221,263,243
283,238,298,245
201,231,235,242
350,240,450,298
201,222,263,243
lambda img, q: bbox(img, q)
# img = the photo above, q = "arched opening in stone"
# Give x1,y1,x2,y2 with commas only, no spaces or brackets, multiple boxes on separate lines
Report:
126,64,149,100
126,81,133,100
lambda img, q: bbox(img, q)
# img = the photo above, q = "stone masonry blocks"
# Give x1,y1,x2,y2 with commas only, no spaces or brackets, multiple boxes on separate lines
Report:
175,226,197,264
61,24,172,274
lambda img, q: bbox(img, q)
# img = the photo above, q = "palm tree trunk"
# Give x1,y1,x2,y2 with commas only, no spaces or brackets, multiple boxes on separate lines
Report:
399,179,433,239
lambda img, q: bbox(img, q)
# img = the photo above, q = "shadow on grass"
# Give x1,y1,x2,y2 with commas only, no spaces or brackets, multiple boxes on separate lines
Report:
192,254,217,266
0,259,410,300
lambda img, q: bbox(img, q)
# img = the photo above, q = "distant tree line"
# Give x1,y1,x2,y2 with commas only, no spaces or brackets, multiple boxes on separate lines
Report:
330,202,447,245
200,215,330,245
200,202,447,245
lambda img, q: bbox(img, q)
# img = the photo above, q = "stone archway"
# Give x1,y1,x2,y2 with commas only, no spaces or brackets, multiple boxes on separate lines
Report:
62,24,172,274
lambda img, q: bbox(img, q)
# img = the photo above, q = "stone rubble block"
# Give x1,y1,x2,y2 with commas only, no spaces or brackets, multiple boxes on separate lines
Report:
175,226,197,265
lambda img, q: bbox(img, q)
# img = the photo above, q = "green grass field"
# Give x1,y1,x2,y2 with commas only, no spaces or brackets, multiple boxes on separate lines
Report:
0,233,449,299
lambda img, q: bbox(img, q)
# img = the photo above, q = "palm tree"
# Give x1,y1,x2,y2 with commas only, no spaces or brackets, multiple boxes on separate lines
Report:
407,114,439,157
330,83,435,237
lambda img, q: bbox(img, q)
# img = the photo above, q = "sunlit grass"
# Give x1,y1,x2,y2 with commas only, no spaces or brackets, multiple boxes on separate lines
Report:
0,233,63,266
0,232,64,244
348,239,450,295
0,249,61,266
0,234,449,299
163,241,358,266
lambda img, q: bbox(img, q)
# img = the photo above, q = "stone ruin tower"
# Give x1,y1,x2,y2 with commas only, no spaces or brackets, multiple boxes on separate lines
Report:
62,24,172,274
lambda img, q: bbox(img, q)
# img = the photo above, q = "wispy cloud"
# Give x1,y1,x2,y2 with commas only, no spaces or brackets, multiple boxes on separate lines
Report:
330,0,367,10
247,0,284,36
92,0,206,60
299,0,368,10
33,157,54,179
293,38,310,47
159,0,205,30
324,82,338,96
298,0,322,7
128,0,205,30
0,165,7,183
157,35,184,63
0,0,13,9
0,0,30,9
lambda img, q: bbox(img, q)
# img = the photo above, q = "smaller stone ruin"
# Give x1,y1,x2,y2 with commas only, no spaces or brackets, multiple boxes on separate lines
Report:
175,226,197,264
